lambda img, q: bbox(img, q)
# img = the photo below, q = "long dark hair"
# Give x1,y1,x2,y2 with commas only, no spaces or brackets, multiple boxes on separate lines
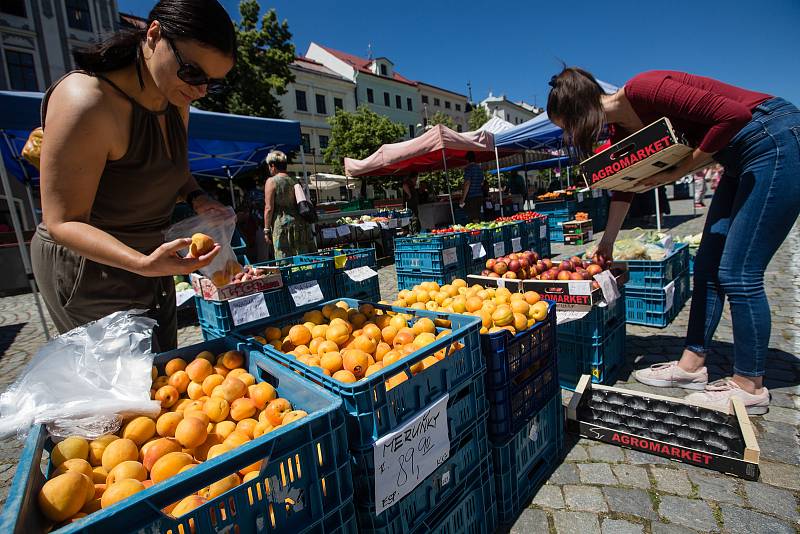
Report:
73,0,236,77
546,67,606,159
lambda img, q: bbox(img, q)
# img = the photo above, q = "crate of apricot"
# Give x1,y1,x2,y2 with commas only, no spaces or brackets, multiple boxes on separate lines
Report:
237,297,486,451
0,338,355,534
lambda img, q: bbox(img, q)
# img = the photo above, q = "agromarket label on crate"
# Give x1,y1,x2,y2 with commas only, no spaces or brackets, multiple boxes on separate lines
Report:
373,394,450,514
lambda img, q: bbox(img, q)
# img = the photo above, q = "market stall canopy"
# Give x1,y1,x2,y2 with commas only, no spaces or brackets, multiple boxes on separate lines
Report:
344,124,497,177
488,156,572,174
476,116,514,134
0,90,302,183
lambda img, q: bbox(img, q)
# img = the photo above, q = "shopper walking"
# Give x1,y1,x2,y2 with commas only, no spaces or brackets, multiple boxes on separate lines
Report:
547,67,800,413
31,0,235,351
263,150,314,259
693,169,708,208
459,152,484,222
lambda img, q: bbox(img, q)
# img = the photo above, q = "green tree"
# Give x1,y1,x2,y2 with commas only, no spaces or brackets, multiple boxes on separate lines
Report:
197,1,295,118
468,105,490,131
428,111,456,129
323,106,405,175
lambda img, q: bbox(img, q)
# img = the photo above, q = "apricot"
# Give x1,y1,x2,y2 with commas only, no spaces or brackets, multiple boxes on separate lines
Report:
156,411,183,438
142,438,182,472
155,385,179,408
233,418,257,439
242,471,260,483
311,323,328,339
51,436,89,467
220,350,245,370
385,372,408,391
150,452,194,483
171,494,208,517
173,399,193,412
175,417,208,449
53,458,93,480
222,431,250,449
152,376,169,390
247,382,277,410
393,330,414,348
101,438,138,472
205,473,240,499
81,497,102,514
91,466,108,484
206,443,231,461
413,332,436,349
186,359,213,383
282,410,308,425
215,377,247,403
203,397,230,423
263,398,292,426
343,350,369,378
101,479,146,509
228,398,256,421
106,461,147,485
252,420,274,438
165,358,187,376
38,472,92,521
325,324,350,347
166,370,190,394
182,381,201,400
122,416,156,446
365,362,383,377
352,335,377,355
193,432,222,462
320,351,343,374
87,435,118,467
214,420,237,440
287,325,312,347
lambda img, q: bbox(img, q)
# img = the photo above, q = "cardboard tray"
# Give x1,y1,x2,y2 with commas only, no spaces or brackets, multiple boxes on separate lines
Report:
567,376,760,480
190,267,283,301
564,232,594,246
580,118,693,193
520,267,628,309
562,220,593,235
466,274,525,293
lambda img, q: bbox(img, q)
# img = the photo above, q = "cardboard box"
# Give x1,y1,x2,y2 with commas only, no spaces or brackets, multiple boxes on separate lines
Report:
521,267,628,310
191,268,283,301
466,274,524,293
562,220,593,235
564,231,594,246
581,118,693,193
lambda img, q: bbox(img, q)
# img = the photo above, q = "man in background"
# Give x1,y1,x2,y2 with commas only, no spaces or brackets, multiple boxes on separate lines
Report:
459,152,484,222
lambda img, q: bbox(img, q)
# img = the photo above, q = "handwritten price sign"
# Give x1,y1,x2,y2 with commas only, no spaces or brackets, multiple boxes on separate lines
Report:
373,394,450,514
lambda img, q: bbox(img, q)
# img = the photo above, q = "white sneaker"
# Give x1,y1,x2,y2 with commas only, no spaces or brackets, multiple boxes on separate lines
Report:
634,361,708,390
685,379,770,415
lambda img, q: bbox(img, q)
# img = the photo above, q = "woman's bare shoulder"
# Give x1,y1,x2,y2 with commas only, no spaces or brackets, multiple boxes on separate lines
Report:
46,73,120,127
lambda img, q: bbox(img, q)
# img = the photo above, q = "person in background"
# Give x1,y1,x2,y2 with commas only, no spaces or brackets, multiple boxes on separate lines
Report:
710,163,723,191
263,150,314,259
693,168,708,208
481,179,492,221
547,67,800,413
459,151,484,222
508,171,528,209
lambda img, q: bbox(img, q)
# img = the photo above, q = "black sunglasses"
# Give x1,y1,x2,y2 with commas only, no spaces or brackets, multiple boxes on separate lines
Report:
166,37,226,95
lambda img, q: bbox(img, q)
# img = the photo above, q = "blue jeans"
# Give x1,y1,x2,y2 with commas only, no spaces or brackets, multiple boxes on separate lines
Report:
686,97,800,377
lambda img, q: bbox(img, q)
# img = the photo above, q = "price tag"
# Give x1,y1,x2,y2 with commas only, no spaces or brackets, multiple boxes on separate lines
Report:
493,241,505,257
594,270,620,304
511,237,522,252
528,420,540,442
441,471,450,487
400,217,411,227
229,292,270,326
176,289,196,307
493,203,500,211
556,308,591,325
289,281,324,307
664,280,676,312
540,225,547,239
321,227,337,240
567,281,591,296
485,200,493,209
496,278,506,289
442,247,458,266
344,266,378,282
336,225,351,237
577,192,584,203
470,243,486,259
373,394,450,514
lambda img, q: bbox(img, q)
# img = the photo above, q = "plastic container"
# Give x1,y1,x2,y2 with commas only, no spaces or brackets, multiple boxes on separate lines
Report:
624,243,690,289
626,270,691,327
396,268,466,291
558,320,626,390
335,271,380,301
558,293,626,340
256,256,336,313
491,391,564,526
0,337,355,534
195,288,291,335
302,247,376,271
394,233,465,272
238,299,486,450
480,302,558,441
479,227,505,258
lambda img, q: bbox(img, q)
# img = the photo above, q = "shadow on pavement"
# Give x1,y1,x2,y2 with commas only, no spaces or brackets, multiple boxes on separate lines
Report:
622,213,703,231
0,323,25,358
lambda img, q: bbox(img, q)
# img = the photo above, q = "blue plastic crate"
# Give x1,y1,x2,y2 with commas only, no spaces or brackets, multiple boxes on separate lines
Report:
195,289,291,335
548,214,572,243
479,227,505,258
351,390,489,533
396,268,466,291
303,247,376,272
335,271,380,301
198,315,225,341
501,221,523,243
558,319,626,390
394,233,465,272
533,199,578,215
626,270,691,328
624,243,690,289
231,229,247,262
558,291,626,340
539,235,551,258
481,302,558,441
492,392,564,526
238,299,486,450
257,255,335,286
0,337,355,534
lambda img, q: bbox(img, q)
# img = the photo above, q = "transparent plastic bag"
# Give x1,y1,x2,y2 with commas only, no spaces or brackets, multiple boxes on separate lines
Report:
0,310,161,440
164,206,238,281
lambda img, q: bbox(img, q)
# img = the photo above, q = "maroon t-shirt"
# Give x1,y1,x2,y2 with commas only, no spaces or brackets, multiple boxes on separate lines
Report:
609,70,772,202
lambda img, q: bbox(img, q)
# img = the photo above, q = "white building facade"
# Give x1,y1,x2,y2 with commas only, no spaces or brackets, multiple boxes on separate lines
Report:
481,92,541,126
417,82,468,132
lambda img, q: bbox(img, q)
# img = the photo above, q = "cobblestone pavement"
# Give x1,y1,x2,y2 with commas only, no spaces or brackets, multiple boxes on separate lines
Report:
0,198,798,534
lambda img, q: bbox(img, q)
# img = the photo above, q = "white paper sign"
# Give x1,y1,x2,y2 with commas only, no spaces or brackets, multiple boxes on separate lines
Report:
400,217,411,227
496,278,506,289
540,225,547,239
336,225,351,237
485,200,493,209
493,241,505,257
511,237,522,252
322,227,337,240
528,420,540,442
470,243,487,259
229,292,270,326
660,235,674,256
289,280,324,307
176,289,196,307
577,192,584,203
344,266,378,282
594,270,620,304
664,280,676,312
373,394,450,514
442,247,458,266
493,203,501,211
567,281,592,296
556,308,591,325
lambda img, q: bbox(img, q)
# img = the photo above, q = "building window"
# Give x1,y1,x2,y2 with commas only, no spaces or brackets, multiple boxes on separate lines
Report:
406,97,413,111
395,95,401,109
0,0,27,17
421,95,428,104
315,94,326,115
409,125,414,138
366,88,374,103
445,101,451,109
383,92,390,106
334,97,343,110
301,133,311,153
319,135,329,149
455,103,461,111
379,64,387,76
65,0,93,31
4,49,37,91
295,90,307,111
434,98,440,106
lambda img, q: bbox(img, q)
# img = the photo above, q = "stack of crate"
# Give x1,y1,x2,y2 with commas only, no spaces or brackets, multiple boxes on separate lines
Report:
625,243,691,327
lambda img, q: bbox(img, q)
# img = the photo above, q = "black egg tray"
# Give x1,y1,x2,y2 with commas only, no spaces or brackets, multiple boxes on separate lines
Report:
566,376,760,480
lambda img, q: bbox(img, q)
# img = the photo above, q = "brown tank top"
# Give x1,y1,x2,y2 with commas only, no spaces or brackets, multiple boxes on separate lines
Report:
41,70,189,252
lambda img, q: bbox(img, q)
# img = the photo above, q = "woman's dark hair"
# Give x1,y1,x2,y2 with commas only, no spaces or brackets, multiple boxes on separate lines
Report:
546,67,606,158
74,0,236,78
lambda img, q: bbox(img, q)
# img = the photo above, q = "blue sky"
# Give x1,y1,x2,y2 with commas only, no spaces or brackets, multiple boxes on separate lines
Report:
119,0,800,108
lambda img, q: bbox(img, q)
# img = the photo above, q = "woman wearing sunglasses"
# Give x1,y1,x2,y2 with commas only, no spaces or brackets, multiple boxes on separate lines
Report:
31,0,236,350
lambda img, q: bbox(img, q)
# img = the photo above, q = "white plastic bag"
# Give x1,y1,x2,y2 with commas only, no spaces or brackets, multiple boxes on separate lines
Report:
0,310,161,440
164,206,238,279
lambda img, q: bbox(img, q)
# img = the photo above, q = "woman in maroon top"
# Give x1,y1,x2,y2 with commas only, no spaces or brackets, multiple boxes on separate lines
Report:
547,68,800,413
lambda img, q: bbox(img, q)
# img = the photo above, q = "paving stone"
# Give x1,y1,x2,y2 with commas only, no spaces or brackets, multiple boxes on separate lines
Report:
600,518,644,534
650,523,699,534
719,503,796,534
565,444,589,461
756,431,800,466
531,484,565,509
743,480,800,522
548,463,580,485
611,464,651,489
658,496,718,531
587,443,625,463
686,471,743,504
577,463,617,486
509,508,549,534
759,460,800,491
651,467,692,496
563,485,607,512
762,406,800,425
770,392,800,410
553,511,601,534
602,487,657,520
625,449,670,465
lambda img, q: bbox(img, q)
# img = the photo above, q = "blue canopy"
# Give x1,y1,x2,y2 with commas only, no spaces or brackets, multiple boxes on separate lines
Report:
489,155,571,174
493,112,564,150
0,90,301,184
